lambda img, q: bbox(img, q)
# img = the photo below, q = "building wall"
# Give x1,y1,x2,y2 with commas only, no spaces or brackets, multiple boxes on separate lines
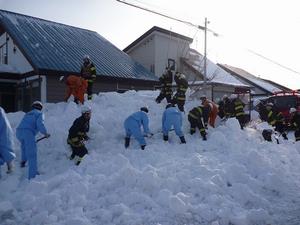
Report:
0,32,33,73
154,32,190,76
126,31,191,78
125,35,155,75
46,75,157,103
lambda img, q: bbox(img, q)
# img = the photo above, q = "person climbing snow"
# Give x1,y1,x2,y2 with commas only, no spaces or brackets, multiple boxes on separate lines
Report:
60,75,88,104
80,55,96,100
124,107,152,150
172,72,188,112
155,67,173,104
67,105,91,165
162,103,186,144
188,105,208,141
0,106,15,175
16,101,50,180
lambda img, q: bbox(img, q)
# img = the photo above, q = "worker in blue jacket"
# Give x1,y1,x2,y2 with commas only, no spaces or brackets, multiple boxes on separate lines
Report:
124,107,152,150
0,107,15,175
162,103,186,143
16,101,50,180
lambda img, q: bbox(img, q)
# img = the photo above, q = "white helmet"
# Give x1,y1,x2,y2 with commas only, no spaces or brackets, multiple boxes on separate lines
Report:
289,107,297,113
266,102,273,107
83,55,90,63
81,105,91,114
32,101,43,110
230,94,237,99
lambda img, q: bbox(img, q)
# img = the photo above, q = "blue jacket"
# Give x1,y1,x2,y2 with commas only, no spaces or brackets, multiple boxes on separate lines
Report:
162,106,183,136
17,109,48,135
0,107,15,164
124,111,150,134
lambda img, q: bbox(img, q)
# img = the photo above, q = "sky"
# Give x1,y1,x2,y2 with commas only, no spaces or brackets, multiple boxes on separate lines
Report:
1,90,300,225
1,0,300,89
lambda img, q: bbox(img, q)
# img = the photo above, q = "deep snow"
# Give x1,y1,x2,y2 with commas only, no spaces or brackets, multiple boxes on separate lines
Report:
1,90,300,225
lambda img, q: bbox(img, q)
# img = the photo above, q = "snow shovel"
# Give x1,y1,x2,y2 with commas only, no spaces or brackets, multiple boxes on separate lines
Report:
36,135,50,143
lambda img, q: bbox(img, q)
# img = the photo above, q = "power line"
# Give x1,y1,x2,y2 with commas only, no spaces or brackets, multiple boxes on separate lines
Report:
247,49,300,75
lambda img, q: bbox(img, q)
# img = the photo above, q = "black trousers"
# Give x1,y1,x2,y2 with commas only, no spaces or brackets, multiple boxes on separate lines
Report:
188,116,205,137
87,81,93,100
156,92,172,103
70,145,88,158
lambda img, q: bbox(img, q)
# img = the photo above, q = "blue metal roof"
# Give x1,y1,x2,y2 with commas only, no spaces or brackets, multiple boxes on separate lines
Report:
0,10,157,81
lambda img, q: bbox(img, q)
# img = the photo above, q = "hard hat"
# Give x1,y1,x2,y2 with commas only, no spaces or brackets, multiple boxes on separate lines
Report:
83,55,90,63
223,94,228,100
229,94,237,99
81,105,91,114
32,101,43,110
200,95,207,101
289,107,297,113
140,106,149,113
266,102,273,107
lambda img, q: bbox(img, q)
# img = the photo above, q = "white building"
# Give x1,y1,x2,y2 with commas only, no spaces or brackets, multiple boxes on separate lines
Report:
124,26,192,77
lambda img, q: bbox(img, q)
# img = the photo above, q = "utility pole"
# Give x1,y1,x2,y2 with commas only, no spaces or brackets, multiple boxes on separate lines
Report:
203,17,208,96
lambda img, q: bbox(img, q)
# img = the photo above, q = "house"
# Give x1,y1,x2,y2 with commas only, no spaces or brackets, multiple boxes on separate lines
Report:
124,26,192,77
0,10,158,112
218,64,291,99
124,26,250,102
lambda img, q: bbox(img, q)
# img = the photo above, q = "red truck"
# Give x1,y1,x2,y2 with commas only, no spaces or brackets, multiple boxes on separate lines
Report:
266,90,300,122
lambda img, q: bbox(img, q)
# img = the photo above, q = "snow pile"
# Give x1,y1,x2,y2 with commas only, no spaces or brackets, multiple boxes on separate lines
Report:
1,91,300,225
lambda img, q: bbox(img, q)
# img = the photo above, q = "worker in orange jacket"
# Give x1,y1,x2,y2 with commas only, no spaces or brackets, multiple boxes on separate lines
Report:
200,96,219,128
60,75,88,104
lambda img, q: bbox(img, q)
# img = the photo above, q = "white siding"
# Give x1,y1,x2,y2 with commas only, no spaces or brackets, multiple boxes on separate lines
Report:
153,32,190,76
126,35,155,75
126,30,191,78
0,32,33,73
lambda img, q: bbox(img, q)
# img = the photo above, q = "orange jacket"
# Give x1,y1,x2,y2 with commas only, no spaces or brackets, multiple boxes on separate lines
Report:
65,75,88,103
203,99,219,127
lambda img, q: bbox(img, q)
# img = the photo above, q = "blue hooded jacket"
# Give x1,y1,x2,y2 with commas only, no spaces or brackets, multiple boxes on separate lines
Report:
0,107,16,164
17,109,47,135
162,106,183,137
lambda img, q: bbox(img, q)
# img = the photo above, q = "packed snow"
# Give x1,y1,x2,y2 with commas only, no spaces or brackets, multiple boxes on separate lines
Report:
1,90,300,225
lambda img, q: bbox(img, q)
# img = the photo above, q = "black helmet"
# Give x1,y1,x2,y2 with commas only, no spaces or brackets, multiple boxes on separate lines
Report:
32,101,43,110
166,103,174,109
140,107,149,113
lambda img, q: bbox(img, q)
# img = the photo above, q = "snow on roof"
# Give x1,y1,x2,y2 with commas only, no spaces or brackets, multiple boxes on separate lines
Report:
220,64,283,93
0,64,21,74
186,49,248,87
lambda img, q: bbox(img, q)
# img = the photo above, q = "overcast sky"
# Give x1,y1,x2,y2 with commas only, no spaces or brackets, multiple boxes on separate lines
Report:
1,0,300,89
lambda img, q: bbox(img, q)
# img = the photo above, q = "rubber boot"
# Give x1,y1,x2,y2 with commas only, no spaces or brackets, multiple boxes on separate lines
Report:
7,161,14,174
163,135,168,141
125,137,130,148
20,161,26,168
282,133,288,140
180,136,186,144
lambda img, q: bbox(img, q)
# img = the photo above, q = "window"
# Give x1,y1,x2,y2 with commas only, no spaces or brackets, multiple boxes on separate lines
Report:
168,59,175,71
150,64,155,73
0,43,7,64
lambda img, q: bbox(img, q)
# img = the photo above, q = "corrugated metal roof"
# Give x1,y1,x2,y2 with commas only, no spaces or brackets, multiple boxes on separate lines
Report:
0,10,157,81
219,64,288,93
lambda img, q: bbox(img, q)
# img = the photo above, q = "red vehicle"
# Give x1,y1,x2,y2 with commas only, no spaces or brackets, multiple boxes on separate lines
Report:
266,90,300,122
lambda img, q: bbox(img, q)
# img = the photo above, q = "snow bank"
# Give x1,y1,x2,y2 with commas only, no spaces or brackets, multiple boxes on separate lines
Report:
1,90,300,225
